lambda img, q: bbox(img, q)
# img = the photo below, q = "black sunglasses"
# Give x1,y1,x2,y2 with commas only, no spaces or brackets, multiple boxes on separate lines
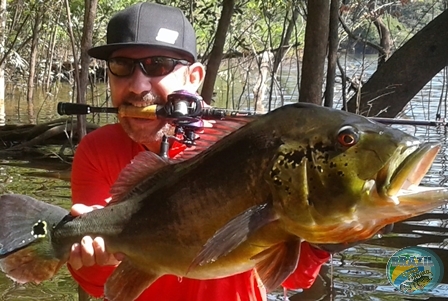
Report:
107,56,191,77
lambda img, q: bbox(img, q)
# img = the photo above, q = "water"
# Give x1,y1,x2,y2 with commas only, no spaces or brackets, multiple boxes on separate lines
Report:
1,58,448,300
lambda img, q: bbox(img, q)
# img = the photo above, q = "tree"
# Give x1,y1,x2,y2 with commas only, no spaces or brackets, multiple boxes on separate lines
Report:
26,2,46,124
0,0,5,125
299,0,330,104
201,0,235,104
77,0,98,139
324,0,340,108
344,8,448,117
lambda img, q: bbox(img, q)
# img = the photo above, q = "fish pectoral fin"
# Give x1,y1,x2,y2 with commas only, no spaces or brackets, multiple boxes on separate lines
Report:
251,239,302,292
104,258,159,301
190,202,278,270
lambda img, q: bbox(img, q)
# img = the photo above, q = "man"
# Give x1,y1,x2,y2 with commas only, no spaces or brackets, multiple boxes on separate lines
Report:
66,2,343,300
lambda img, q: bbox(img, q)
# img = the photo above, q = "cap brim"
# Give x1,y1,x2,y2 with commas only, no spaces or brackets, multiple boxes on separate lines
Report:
88,43,196,62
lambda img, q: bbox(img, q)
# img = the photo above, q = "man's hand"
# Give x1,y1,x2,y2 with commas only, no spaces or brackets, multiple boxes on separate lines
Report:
68,204,124,270
313,224,394,254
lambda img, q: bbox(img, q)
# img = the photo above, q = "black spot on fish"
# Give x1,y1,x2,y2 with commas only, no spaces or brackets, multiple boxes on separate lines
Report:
278,158,286,167
330,162,337,168
338,171,344,177
270,168,280,178
272,178,282,186
307,197,314,207
316,166,323,173
32,220,46,237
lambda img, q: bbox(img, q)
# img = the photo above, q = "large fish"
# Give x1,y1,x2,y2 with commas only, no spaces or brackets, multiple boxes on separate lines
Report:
0,103,447,301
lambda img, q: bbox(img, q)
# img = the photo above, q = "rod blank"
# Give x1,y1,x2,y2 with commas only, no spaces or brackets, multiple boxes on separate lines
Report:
57,102,448,127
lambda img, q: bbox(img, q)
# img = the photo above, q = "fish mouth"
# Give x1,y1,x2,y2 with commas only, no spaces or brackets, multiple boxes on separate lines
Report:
376,142,441,198
352,142,448,240
309,142,448,244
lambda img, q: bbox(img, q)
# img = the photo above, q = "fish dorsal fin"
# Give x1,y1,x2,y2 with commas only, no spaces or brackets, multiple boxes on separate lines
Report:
251,239,302,291
110,117,254,204
109,152,170,204
172,117,254,161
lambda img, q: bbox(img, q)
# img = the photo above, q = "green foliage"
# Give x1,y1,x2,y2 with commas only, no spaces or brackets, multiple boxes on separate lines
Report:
0,0,445,87
399,0,445,31
349,14,411,51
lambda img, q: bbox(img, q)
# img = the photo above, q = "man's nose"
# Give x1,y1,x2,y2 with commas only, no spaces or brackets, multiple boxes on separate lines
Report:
127,66,152,95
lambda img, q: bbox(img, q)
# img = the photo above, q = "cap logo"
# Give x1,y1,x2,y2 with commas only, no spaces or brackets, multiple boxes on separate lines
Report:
156,28,179,45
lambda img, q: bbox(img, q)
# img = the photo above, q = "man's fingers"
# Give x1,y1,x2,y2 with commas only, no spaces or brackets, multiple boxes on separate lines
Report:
80,236,96,267
114,252,125,262
70,204,104,216
69,243,83,270
93,237,119,266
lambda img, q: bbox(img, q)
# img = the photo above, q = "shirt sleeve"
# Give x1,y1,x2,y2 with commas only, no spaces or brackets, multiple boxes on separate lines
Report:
281,241,330,289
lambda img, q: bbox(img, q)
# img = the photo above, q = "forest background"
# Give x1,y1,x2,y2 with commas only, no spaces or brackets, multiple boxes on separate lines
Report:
0,2,448,300
0,0,446,138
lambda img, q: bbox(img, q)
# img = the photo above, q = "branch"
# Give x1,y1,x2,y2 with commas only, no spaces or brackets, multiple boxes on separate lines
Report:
338,15,387,57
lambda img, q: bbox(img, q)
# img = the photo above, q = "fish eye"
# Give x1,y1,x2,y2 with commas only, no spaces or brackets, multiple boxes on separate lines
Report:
337,126,359,147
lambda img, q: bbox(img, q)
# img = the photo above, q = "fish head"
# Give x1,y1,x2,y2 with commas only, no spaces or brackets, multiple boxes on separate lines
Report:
267,103,446,243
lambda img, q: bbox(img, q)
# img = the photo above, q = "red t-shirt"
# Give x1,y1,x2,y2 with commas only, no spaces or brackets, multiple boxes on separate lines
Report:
69,123,330,301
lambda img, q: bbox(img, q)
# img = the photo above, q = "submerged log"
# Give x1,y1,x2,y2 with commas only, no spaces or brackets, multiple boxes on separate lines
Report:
0,118,99,150
0,118,99,181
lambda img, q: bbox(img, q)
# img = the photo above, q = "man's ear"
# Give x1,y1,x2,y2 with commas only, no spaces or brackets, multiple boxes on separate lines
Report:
187,62,205,91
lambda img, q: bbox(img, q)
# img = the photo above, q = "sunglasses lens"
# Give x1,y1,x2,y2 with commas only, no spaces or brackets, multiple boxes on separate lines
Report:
141,57,175,77
108,58,134,77
107,57,188,77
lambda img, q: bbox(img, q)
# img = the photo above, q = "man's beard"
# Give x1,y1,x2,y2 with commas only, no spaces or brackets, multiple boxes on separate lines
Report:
120,117,174,146
117,91,175,150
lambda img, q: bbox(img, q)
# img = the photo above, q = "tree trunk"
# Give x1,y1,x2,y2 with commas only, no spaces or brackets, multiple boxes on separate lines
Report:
372,17,391,67
299,0,330,104
345,9,448,117
272,1,300,74
201,0,235,104
324,0,339,108
77,0,98,140
0,0,6,126
368,1,391,67
26,6,44,124
253,51,273,113
45,7,61,92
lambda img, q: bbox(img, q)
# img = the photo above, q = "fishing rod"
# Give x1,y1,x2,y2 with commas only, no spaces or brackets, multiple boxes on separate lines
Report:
57,90,448,127
57,91,258,121
58,90,448,158
58,91,261,158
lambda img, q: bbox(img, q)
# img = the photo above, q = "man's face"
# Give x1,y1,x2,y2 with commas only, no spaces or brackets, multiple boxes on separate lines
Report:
108,46,191,152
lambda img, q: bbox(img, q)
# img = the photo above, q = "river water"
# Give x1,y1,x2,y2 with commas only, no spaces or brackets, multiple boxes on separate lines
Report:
1,56,448,300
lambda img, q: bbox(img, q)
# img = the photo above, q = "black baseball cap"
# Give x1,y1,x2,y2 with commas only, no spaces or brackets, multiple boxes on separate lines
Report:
88,2,197,62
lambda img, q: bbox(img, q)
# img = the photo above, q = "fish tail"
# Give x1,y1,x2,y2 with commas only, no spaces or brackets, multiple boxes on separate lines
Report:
0,194,69,284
